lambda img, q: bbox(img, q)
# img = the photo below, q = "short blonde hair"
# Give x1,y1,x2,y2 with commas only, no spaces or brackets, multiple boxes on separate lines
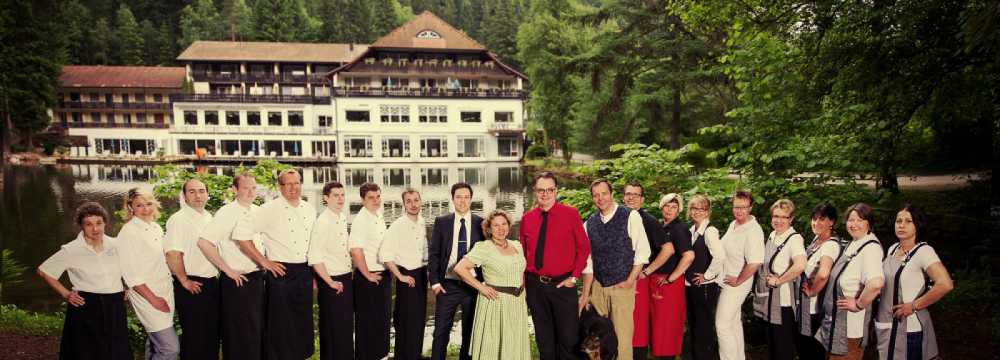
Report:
687,194,711,221
277,169,300,185
124,188,161,221
658,193,684,213
482,210,513,240
770,198,796,215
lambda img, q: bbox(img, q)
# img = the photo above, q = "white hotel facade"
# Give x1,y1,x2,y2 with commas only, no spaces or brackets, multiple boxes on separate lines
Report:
59,11,526,163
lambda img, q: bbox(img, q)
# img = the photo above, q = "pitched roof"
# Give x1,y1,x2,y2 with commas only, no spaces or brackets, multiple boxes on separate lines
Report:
177,41,369,63
60,66,186,89
371,11,485,51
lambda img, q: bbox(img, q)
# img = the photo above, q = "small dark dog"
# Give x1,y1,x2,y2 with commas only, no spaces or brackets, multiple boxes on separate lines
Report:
579,306,617,360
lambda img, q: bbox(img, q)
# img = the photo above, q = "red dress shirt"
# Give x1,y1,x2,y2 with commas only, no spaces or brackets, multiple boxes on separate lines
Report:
520,202,591,277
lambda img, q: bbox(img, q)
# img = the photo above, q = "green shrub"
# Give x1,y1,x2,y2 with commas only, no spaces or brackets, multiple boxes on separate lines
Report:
0,304,63,336
526,144,548,159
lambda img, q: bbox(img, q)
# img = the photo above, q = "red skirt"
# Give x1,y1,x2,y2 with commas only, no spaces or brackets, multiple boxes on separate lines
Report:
632,276,652,347
649,274,686,356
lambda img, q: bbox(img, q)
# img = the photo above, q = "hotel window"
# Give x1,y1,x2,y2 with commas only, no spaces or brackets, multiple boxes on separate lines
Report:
153,94,163,102
123,114,132,124
498,137,519,157
282,141,302,156
420,137,448,158
135,94,145,103
264,141,284,156
418,105,447,123
457,137,483,158
313,167,338,183
495,112,513,122
383,168,411,187
379,105,410,123
381,137,410,158
317,115,333,127
421,168,449,186
70,93,81,102
460,111,481,123
178,139,217,155
346,77,370,87
90,113,101,123
344,137,373,158
225,111,240,125
381,77,409,87
71,113,82,123
458,167,485,185
121,94,129,104
419,78,438,88
247,111,261,126
89,93,99,101
312,140,336,157
221,140,241,156
346,110,370,122
136,113,147,123
281,86,306,96
345,169,374,186
57,112,66,125
268,111,282,126
205,111,219,125
105,94,114,105
496,79,513,89
106,113,115,124
288,111,304,126
459,79,478,89
184,111,197,125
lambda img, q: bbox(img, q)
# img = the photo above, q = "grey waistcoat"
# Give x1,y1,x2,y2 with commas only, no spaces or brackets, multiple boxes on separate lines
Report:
813,239,881,355
753,231,800,325
875,242,939,360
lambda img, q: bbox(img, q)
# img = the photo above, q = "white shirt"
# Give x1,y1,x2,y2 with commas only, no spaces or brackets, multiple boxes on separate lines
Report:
445,212,474,280
164,207,216,278
380,214,428,270
720,216,766,283
689,220,727,285
117,217,171,288
582,204,652,275
348,207,387,272
200,201,262,274
308,208,352,276
765,228,806,306
234,197,315,263
39,232,124,294
840,233,884,338
804,239,841,314
889,243,941,332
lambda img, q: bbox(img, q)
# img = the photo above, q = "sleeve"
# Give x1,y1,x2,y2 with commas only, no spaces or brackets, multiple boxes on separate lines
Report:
789,234,806,257
861,245,885,283
582,255,593,274
745,225,766,263
428,217,444,286
163,216,185,253
916,246,941,271
628,211,651,265
232,207,258,241
820,241,840,261
379,221,400,264
116,226,147,288
571,211,592,278
703,227,726,280
463,241,488,266
307,215,328,266
38,248,70,279
199,210,227,246
672,225,693,253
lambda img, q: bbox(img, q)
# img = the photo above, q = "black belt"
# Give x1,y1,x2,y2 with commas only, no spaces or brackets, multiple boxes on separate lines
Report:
489,284,524,296
527,272,572,285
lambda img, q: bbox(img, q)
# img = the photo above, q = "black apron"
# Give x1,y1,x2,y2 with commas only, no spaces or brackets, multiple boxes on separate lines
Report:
794,236,842,336
813,239,881,355
753,231,799,325
59,291,132,360
875,243,939,360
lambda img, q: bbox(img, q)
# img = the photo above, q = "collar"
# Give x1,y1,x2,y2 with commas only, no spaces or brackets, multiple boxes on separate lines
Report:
693,219,710,234
280,196,304,209
325,207,346,221
731,215,758,230
454,211,472,223
68,232,115,254
772,227,797,243
599,203,620,221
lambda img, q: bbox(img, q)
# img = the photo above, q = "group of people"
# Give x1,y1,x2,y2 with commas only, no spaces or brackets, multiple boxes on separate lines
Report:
37,169,953,360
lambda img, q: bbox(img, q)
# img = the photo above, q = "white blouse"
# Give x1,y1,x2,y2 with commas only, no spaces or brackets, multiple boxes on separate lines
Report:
308,208,352,276
38,232,124,294
720,216,766,282
840,233,884,338
164,207,215,278
380,214,428,270
117,217,170,288
804,239,841,314
766,228,806,306
348,207,387,272
234,197,315,263
200,201,262,274
888,243,941,332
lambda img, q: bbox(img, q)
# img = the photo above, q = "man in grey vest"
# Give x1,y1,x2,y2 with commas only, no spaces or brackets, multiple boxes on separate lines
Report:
579,179,651,360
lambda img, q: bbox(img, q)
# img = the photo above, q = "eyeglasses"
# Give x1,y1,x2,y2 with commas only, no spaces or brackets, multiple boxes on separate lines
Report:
771,215,792,220
623,192,643,198
733,206,751,211
534,187,557,195
689,206,708,212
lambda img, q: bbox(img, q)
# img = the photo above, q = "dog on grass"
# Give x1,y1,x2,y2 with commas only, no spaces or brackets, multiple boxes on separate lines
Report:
579,306,617,360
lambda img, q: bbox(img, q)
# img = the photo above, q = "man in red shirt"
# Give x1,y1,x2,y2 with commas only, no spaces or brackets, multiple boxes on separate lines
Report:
520,171,591,360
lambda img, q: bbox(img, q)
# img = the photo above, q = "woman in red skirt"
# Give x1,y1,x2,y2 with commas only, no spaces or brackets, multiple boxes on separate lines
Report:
649,193,695,358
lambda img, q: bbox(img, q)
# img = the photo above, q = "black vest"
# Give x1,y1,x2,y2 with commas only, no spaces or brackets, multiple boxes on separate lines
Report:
686,224,713,283
586,206,635,286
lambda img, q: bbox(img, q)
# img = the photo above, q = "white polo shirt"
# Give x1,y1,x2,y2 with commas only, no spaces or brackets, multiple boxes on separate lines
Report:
200,201,262,274
117,217,170,288
348,207,387,272
720,216,766,282
804,238,841,314
164,206,216,278
39,232,124,294
234,196,315,263
765,228,806,306
308,208,352,276
380,214,428,270
840,233,884,338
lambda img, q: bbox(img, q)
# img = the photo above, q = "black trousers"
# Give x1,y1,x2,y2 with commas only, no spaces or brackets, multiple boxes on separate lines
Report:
766,307,798,360
220,271,265,360
394,266,428,360
431,279,477,360
796,312,825,360
60,291,131,360
354,269,392,360
265,262,314,360
174,275,220,360
317,272,354,360
685,283,720,360
525,274,580,360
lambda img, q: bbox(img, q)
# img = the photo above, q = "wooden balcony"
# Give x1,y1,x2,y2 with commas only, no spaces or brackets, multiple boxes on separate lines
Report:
488,122,526,135
57,101,172,111
171,93,328,105
333,86,525,99
62,122,170,129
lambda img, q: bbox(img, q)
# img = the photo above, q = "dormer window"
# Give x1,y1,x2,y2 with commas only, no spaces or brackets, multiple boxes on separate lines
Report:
416,30,441,39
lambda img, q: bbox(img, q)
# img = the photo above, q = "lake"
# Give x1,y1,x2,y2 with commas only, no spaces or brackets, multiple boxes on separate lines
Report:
1,162,533,312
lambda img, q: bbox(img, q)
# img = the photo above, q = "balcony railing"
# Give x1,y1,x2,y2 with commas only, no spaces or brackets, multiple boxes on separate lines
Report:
489,122,525,134
191,73,242,82
347,61,513,77
58,101,172,111
170,124,322,135
192,72,328,84
64,122,169,129
333,86,525,99
171,93,328,105
280,73,307,83
245,73,276,82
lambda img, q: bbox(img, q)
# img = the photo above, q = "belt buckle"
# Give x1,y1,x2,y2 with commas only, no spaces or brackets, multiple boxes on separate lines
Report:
539,275,552,284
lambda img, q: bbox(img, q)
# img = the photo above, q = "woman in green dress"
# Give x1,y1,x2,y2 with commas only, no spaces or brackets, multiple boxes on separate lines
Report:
454,210,531,360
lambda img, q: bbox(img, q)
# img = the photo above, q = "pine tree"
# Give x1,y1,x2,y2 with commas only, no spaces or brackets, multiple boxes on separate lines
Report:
60,0,92,64
479,0,518,65
222,0,253,41
372,0,401,38
179,0,224,49
317,0,350,43
341,0,375,43
252,0,300,42
156,22,175,65
115,5,145,65
91,18,113,65
141,20,159,66
455,0,480,38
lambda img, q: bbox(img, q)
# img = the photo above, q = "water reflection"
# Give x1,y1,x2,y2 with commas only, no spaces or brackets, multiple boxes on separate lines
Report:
2,162,529,312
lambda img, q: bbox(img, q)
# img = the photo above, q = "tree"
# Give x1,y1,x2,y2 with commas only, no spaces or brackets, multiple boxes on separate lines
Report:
141,20,160,66
317,0,351,43
179,0,224,49
155,22,175,65
60,0,92,65
252,0,316,42
480,0,519,67
340,0,375,43
114,5,144,65
91,18,113,65
372,0,401,38
222,0,254,41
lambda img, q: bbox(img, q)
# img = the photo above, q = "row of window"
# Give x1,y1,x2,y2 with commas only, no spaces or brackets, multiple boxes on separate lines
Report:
61,112,168,124
182,110,308,127
170,137,520,158
342,77,514,90
179,108,515,126
64,92,165,103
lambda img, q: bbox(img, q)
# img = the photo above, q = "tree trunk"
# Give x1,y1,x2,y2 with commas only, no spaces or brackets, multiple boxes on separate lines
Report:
560,139,572,164
878,164,900,194
670,84,683,149
1,104,10,163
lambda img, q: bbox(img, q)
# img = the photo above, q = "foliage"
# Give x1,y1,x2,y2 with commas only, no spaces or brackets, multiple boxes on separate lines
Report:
150,159,292,216
0,304,63,337
1,250,28,288
222,0,254,42
525,143,548,159
180,0,224,49
114,5,144,65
